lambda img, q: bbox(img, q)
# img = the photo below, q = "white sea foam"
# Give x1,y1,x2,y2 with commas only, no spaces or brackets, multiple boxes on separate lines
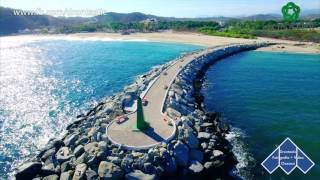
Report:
226,126,255,180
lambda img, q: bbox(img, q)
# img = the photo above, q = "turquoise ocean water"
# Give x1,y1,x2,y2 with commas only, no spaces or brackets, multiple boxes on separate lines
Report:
202,51,320,179
0,39,201,178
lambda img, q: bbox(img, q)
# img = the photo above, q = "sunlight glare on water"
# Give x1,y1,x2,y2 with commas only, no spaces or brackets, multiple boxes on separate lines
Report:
0,39,76,175
0,37,201,178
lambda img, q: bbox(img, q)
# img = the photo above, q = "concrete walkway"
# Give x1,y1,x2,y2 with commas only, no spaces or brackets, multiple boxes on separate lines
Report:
106,46,229,149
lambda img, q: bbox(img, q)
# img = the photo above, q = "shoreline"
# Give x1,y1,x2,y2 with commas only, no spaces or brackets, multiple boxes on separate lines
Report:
2,31,319,54
14,43,269,179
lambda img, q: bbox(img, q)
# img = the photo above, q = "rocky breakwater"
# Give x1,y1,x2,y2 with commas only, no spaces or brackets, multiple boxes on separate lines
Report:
162,43,268,179
14,43,268,180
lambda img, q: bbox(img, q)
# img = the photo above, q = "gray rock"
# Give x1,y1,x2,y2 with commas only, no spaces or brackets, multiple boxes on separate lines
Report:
100,134,109,142
181,116,193,126
50,139,64,149
155,166,164,176
43,174,59,180
15,162,42,180
60,170,73,180
200,142,208,150
173,141,189,167
189,149,204,163
168,91,175,98
41,163,57,176
143,162,155,174
135,155,148,169
56,147,73,163
41,148,56,161
121,157,133,172
188,161,204,174
166,107,181,118
72,163,87,180
64,134,79,147
87,127,96,137
197,132,211,140
75,136,89,145
131,152,143,158
212,160,224,168
204,162,213,169
174,93,182,102
200,123,213,128
172,85,184,96
107,156,122,165
98,141,107,151
74,145,84,157
60,161,72,172
86,154,98,166
75,152,87,165
84,142,100,155
212,150,224,158
153,156,162,166
98,161,124,179
125,170,156,180
86,168,98,180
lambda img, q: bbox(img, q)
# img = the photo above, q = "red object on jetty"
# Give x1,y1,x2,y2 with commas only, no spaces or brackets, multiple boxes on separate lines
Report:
116,115,128,124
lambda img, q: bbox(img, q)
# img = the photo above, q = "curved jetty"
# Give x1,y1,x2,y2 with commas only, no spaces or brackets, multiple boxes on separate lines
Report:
15,43,269,180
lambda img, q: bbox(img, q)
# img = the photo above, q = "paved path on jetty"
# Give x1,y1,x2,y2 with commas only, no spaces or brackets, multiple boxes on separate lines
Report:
106,44,249,149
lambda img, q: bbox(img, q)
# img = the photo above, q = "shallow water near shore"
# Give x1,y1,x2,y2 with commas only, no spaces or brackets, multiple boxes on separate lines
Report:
0,38,201,178
202,51,320,179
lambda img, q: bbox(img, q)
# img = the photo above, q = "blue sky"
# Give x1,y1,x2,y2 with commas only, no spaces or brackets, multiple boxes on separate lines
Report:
1,0,319,17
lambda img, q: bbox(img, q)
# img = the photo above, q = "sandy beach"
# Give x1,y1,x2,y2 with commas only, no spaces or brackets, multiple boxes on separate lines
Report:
2,31,320,54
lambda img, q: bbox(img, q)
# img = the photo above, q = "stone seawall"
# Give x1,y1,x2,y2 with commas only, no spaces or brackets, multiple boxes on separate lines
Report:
14,43,268,180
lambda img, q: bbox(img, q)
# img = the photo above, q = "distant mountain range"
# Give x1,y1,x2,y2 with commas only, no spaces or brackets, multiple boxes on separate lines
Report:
0,6,319,35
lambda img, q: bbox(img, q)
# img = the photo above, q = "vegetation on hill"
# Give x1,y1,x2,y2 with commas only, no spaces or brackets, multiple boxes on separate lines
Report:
222,19,320,42
198,27,256,39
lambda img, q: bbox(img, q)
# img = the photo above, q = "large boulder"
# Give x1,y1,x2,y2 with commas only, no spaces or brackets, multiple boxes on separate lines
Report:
84,142,100,156
121,157,134,172
15,162,42,180
72,163,87,180
60,171,73,180
107,156,122,165
43,174,59,180
41,163,57,176
61,161,72,172
98,161,124,179
86,168,98,180
211,150,225,161
125,170,156,180
40,148,56,161
173,141,189,167
74,145,84,157
188,161,204,174
143,162,155,174
197,132,211,140
63,134,79,147
56,147,73,163
172,84,184,96
166,107,181,119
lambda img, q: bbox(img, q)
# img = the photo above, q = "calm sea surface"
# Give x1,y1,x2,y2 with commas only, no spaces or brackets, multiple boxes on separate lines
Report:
0,38,201,178
202,51,320,179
